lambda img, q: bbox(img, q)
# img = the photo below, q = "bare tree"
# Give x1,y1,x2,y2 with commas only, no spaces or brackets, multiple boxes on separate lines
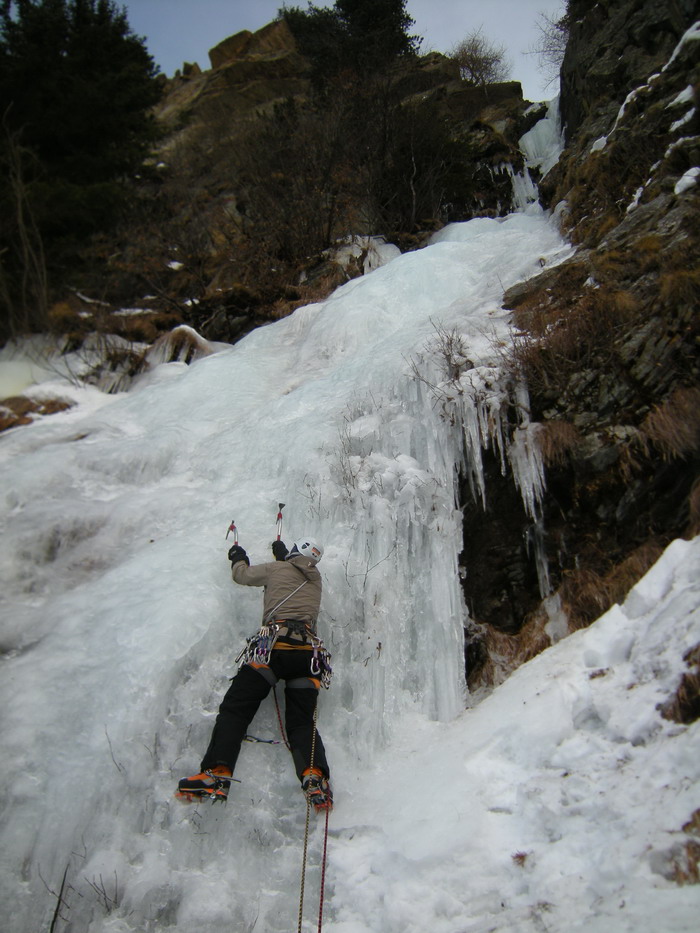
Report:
529,8,570,88
450,29,512,86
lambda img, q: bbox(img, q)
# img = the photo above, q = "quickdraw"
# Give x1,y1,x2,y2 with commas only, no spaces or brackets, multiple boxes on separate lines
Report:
310,643,333,690
235,623,333,689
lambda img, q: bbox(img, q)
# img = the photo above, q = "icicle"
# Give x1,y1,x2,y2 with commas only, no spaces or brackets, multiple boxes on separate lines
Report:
504,162,539,212
525,518,551,597
146,324,215,367
507,422,546,521
509,96,566,212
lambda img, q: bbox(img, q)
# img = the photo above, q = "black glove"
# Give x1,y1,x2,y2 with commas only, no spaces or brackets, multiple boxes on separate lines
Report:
272,540,289,561
228,544,249,565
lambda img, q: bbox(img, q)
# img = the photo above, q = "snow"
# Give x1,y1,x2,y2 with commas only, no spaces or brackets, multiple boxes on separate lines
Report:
1,108,698,933
662,20,700,72
671,108,696,133
674,166,700,195
667,85,695,108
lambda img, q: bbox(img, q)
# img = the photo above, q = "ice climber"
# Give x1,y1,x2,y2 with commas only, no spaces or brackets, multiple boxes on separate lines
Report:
176,536,333,811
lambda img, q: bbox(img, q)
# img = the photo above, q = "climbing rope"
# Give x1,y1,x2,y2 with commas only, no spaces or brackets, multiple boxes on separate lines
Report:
272,685,330,931
294,700,332,933
317,807,330,932
272,686,292,751
297,703,318,933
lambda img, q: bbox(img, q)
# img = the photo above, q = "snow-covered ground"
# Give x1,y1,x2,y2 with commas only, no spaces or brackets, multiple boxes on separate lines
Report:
1,103,699,932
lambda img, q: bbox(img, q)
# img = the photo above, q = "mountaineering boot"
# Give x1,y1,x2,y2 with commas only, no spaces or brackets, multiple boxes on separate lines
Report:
302,767,333,812
175,765,232,803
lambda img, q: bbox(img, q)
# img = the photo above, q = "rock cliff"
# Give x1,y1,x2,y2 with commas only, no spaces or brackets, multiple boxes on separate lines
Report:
463,0,699,690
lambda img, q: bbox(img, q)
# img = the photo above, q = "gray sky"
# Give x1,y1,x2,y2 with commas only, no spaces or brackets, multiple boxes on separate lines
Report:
123,0,566,101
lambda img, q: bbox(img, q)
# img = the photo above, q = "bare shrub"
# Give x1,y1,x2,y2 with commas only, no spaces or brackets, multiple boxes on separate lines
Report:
449,29,511,85
640,387,700,460
431,322,473,382
528,9,570,88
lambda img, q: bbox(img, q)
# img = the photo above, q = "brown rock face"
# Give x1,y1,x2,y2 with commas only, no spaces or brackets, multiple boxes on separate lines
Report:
208,19,298,70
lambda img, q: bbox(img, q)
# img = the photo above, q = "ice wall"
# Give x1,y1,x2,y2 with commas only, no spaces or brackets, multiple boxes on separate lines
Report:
0,201,572,932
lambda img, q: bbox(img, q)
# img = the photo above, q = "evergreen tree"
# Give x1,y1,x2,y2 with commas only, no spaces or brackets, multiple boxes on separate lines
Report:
280,0,420,81
0,0,161,182
335,0,419,68
0,0,162,338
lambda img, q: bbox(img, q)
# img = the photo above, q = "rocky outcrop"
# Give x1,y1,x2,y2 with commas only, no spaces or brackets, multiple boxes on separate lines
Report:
548,0,700,246
154,18,311,133
560,0,697,141
208,19,299,68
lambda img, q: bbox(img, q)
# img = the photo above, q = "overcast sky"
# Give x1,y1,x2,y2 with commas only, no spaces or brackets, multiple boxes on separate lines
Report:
122,0,566,102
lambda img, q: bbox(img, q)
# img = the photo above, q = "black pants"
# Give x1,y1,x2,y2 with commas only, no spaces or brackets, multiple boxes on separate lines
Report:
200,650,329,782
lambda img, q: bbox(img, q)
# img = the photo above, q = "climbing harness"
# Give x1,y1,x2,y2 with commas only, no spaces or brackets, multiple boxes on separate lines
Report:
235,620,333,689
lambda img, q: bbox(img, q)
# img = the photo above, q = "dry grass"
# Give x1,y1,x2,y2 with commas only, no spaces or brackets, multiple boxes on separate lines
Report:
0,395,73,433
591,243,662,281
670,808,700,886
268,264,349,319
537,420,581,467
467,609,555,690
684,809,700,836
640,387,700,460
509,261,588,334
672,840,700,886
660,644,700,725
689,478,700,536
509,286,639,401
561,541,665,631
659,266,700,306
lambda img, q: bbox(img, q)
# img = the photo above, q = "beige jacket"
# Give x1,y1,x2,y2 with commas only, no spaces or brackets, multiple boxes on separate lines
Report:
231,555,322,628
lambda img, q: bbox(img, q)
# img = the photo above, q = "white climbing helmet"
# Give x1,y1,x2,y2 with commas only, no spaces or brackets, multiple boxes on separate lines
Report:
291,537,323,563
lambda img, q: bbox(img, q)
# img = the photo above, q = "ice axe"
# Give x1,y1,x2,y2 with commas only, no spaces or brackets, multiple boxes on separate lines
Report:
226,518,238,545
276,503,285,540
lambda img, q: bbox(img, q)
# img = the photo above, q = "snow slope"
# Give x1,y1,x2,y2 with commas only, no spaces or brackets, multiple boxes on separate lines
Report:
1,114,699,930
